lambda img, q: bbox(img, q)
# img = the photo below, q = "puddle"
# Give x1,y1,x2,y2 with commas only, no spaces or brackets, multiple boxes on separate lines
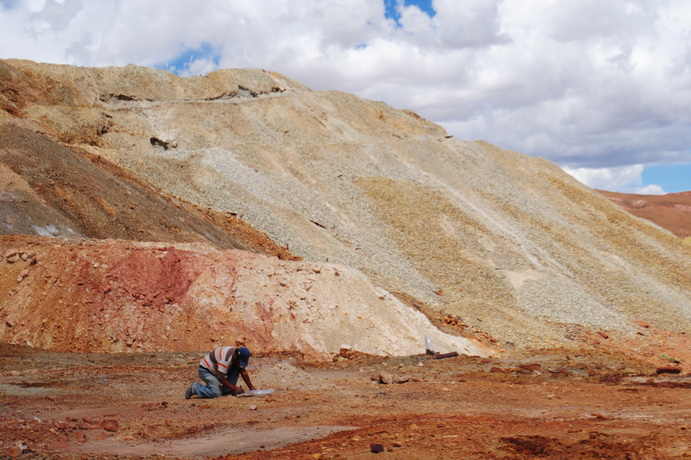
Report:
64,425,357,457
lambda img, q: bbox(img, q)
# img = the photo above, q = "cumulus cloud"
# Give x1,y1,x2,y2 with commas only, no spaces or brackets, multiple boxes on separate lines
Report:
0,0,689,192
563,165,666,195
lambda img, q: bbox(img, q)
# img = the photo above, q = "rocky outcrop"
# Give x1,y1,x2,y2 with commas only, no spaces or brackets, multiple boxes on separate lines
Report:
0,59,689,355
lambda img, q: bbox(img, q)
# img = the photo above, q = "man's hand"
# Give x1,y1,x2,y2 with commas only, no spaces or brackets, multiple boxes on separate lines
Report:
234,387,245,396
241,369,256,392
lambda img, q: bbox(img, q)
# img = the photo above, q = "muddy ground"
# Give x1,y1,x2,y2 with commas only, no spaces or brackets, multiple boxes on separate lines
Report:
1,343,689,459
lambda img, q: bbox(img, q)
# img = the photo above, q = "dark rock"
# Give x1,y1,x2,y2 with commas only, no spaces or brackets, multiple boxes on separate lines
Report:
656,367,682,375
370,443,384,453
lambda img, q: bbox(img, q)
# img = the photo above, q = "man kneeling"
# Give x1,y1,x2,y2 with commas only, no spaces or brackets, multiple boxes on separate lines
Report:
185,346,256,399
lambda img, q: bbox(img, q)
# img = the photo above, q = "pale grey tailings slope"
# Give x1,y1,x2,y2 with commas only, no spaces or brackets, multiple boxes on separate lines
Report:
1,59,689,351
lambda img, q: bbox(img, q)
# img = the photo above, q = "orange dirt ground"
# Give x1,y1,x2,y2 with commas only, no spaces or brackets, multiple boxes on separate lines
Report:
1,338,689,459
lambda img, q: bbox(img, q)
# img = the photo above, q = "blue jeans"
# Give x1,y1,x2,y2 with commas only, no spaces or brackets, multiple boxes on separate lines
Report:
192,366,241,398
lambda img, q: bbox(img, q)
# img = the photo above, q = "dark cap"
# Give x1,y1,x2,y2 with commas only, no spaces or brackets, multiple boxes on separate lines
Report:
236,347,251,368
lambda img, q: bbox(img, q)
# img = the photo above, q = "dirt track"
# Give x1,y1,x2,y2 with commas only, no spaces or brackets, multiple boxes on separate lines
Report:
1,344,689,459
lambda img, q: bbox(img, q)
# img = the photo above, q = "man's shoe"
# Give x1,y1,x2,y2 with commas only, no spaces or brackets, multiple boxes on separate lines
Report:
185,385,194,399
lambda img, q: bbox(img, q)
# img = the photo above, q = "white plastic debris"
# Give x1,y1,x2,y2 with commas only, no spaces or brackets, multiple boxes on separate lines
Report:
424,335,435,355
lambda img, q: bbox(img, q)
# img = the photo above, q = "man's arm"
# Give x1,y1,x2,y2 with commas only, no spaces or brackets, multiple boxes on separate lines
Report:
240,369,256,391
212,365,244,395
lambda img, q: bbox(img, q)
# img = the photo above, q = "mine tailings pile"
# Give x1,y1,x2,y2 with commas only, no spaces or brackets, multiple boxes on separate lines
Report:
0,59,689,365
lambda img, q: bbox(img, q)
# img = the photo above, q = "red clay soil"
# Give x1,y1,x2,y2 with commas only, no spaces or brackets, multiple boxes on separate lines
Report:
598,190,691,239
0,235,304,355
1,331,689,459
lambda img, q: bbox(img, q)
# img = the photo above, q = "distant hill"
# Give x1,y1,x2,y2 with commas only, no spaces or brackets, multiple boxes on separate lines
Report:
598,190,691,239
0,59,689,357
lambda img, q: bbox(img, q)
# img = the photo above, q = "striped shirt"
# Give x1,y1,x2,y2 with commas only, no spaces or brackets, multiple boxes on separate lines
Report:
199,346,236,376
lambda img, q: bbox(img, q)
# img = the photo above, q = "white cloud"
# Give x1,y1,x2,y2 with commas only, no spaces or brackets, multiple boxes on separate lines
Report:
177,57,218,78
432,0,506,48
563,165,666,195
637,184,666,195
1,0,690,193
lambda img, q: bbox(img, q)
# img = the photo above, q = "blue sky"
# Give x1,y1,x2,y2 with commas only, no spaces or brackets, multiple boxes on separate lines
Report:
162,42,220,74
1,0,689,194
384,0,435,24
643,164,691,195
